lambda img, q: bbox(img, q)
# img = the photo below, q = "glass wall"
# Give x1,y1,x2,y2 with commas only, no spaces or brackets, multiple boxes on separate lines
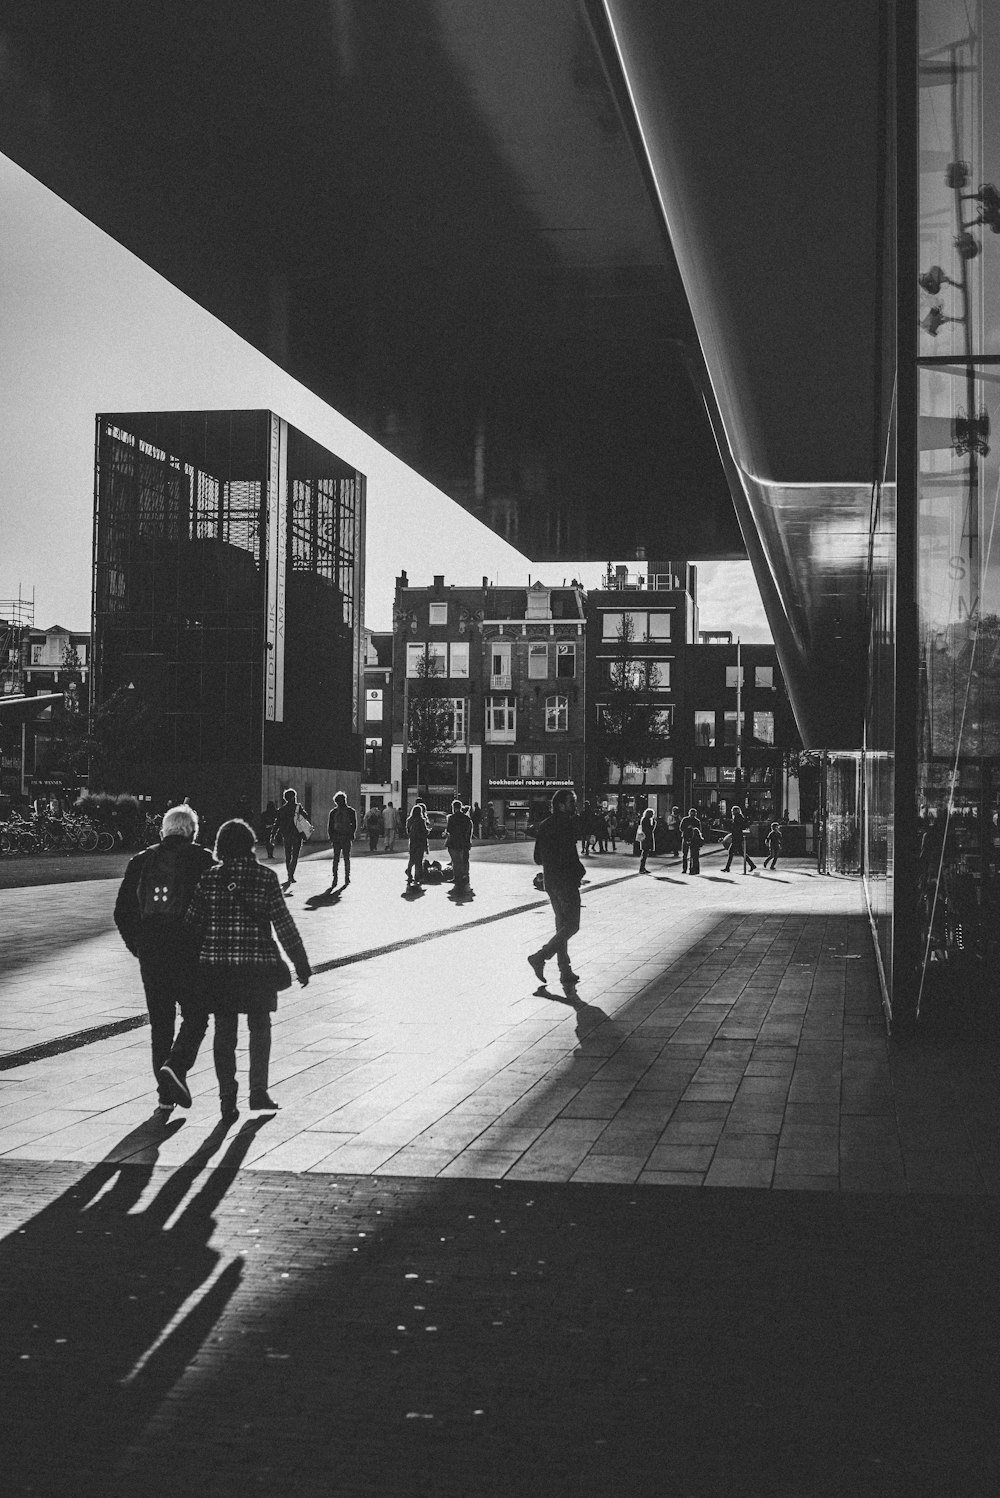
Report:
912,0,1000,1018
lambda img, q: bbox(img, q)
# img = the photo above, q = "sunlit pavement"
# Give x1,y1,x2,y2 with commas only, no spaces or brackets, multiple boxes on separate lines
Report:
3,845,1000,1495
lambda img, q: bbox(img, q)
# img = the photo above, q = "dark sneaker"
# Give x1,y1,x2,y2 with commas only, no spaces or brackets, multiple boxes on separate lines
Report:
158,1063,192,1108
528,952,546,983
154,1101,175,1120
249,1091,280,1111
560,968,580,983
220,1096,239,1122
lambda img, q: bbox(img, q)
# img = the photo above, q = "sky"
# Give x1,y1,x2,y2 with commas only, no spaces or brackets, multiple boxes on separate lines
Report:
0,154,770,642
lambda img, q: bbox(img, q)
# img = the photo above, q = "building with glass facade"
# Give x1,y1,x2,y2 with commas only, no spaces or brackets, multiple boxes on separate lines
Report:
93,410,365,831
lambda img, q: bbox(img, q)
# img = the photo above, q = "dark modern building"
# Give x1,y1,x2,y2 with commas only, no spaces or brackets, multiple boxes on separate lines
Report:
93,410,365,829
5,2,997,1021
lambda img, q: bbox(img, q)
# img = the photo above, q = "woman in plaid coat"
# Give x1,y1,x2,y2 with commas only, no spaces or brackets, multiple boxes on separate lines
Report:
184,819,311,1119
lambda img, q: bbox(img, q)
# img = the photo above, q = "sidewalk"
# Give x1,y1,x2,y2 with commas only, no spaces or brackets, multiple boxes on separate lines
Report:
3,852,1000,1496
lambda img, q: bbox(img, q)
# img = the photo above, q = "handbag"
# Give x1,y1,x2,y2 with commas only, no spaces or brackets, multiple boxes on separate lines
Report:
532,870,545,891
294,808,314,841
721,833,732,848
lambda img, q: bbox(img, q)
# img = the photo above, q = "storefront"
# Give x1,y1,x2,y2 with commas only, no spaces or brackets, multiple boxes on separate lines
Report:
488,776,576,834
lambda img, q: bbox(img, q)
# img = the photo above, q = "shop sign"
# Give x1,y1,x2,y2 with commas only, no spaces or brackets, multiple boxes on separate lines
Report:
489,778,574,790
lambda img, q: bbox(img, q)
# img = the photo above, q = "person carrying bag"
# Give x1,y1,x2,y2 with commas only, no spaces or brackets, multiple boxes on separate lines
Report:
183,818,310,1119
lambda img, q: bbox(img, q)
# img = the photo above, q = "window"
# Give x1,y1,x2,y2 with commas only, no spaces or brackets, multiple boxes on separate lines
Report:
427,641,447,676
650,660,670,689
702,766,718,783
520,753,545,777
753,711,775,744
723,711,745,746
694,710,716,747
544,754,557,778
491,642,512,687
528,643,548,679
365,688,383,722
31,645,43,664
726,666,744,689
647,613,671,640
486,696,516,741
76,644,87,665
444,698,467,743
406,643,424,678
449,641,469,678
506,753,519,776
364,737,382,778
545,694,568,731
556,642,575,677
654,707,674,736
644,757,673,785
720,766,737,784
602,611,624,640
429,602,448,626
755,665,774,688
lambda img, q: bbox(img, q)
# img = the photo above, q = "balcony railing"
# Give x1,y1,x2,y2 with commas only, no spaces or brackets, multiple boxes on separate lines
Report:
490,673,512,690
602,571,679,592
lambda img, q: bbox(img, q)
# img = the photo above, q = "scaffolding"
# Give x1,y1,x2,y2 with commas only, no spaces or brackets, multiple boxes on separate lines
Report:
0,589,35,696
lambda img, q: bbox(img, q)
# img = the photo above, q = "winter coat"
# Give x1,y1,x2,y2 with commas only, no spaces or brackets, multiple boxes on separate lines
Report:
182,856,310,1011
533,813,585,886
114,836,215,979
446,810,473,851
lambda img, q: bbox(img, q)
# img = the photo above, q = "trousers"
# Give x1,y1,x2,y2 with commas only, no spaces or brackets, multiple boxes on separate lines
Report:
539,879,581,973
142,969,208,1100
213,1007,272,1099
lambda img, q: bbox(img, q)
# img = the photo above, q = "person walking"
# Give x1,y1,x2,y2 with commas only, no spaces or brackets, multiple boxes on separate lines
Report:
667,805,682,855
328,791,358,887
470,802,483,839
528,789,586,988
446,798,474,888
405,800,430,885
723,804,756,873
685,810,703,874
763,820,783,870
594,805,609,853
605,805,618,852
113,803,215,1116
275,788,305,886
382,800,397,853
259,799,278,859
580,800,596,855
638,805,657,872
182,818,310,1118
680,807,699,873
364,804,382,853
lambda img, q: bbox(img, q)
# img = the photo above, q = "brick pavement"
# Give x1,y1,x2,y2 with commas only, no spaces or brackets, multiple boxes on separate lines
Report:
3,848,1000,1495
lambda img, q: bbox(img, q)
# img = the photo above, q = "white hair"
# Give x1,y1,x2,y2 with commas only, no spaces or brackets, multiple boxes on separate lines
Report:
161,804,199,840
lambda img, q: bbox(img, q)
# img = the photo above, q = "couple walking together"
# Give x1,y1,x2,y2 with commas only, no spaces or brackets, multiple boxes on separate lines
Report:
115,805,311,1121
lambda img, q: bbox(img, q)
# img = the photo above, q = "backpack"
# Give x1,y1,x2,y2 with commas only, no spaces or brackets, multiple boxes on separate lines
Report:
137,844,187,924
331,805,353,836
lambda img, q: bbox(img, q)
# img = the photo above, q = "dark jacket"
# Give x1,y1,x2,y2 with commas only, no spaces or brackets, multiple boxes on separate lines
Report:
533,812,585,885
446,810,473,850
407,808,430,846
114,835,215,977
328,803,358,841
275,800,303,843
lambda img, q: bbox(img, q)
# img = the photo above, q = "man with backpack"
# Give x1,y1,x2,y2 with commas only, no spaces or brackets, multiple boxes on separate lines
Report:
113,802,215,1116
445,798,474,889
327,790,358,888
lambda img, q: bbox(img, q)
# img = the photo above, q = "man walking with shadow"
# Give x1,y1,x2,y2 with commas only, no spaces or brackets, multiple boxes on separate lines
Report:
114,803,214,1116
327,791,358,888
528,788,586,989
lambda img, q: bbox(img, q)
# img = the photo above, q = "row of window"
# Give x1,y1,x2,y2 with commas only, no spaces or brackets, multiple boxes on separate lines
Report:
499,753,570,779
723,665,773,688
600,610,672,642
403,640,579,681
694,710,774,746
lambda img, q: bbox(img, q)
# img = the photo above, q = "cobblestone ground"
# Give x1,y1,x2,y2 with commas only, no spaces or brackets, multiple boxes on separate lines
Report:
2,845,999,1494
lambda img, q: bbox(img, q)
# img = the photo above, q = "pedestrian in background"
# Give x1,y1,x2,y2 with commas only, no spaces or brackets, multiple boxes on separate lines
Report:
183,818,310,1119
605,804,618,852
723,804,756,874
406,800,430,885
638,805,657,873
763,820,783,870
685,810,703,874
382,801,397,853
528,789,586,988
275,788,305,886
446,798,474,888
328,791,359,888
259,799,278,858
365,804,382,852
114,803,215,1116
471,802,483,839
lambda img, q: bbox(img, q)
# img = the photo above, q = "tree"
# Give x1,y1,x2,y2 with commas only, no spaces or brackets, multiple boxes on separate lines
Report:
405,651,455,802
593,614,672,809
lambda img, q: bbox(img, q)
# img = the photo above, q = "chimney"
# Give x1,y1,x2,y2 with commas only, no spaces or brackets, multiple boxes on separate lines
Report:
482,576,488,589
433,574,444,593
396,570,408,589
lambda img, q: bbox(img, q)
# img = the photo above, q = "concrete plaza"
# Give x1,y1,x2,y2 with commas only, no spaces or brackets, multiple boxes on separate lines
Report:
2,841,999,1494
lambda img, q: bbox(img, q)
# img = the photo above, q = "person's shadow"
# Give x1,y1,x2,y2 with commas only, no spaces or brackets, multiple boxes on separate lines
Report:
401,884,426,901
304,888,342,910
2,1112,271,1494
447,884,476,905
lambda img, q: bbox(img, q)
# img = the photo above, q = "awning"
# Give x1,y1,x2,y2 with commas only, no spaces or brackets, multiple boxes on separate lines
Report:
0,693,64,724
